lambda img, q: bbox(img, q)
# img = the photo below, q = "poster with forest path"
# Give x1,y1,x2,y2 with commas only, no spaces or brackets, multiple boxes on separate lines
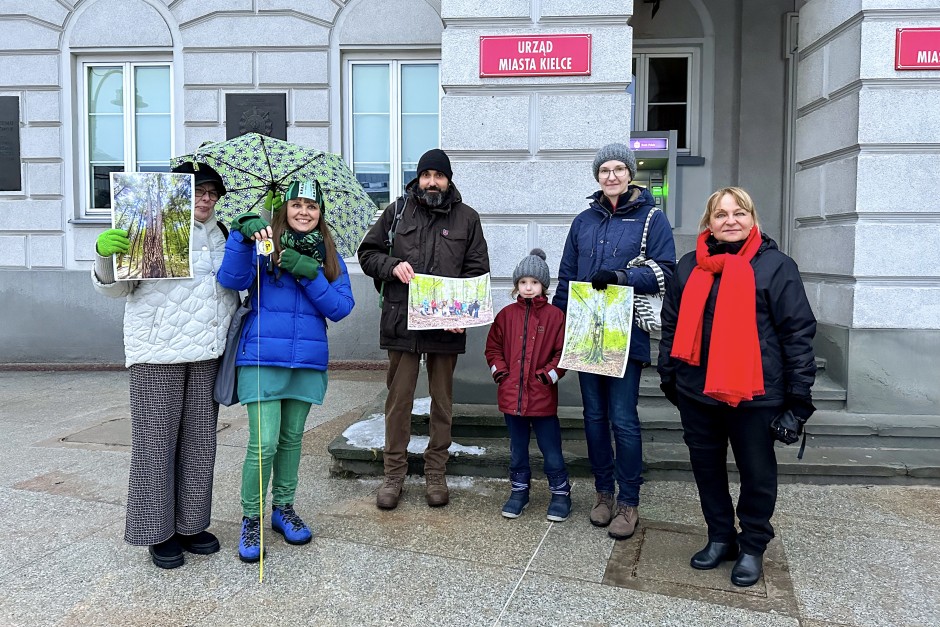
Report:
559,281,634,378
111,172,194,281
407,273,494,330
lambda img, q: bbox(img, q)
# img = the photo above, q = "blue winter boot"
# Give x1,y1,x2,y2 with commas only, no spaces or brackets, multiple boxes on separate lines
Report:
501,471,530,519
272,504,313,545
546,476,572,522
238,516,263,563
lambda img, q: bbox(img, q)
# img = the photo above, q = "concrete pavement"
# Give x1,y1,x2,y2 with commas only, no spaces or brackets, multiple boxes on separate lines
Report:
0,369,938,626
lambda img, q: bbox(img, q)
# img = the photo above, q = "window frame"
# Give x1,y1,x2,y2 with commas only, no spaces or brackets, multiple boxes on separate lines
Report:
342,53,442,209
631,48,699,154
76,57,174,218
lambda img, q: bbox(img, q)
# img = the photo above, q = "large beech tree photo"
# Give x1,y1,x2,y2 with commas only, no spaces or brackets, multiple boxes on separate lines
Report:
112,172,193,280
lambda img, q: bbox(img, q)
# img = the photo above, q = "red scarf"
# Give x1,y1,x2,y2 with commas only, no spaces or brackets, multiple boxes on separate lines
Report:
671,227,764,407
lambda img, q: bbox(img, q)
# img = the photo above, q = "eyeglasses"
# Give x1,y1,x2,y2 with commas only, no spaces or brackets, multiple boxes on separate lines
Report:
195,188,220,201
598,166,629,179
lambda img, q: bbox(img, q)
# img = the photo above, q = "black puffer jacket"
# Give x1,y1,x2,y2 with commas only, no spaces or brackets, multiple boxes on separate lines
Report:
358,180,490,354
657,233,817,411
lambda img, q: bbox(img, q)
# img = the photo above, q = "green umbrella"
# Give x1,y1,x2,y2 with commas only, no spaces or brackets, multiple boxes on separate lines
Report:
172,133,376,258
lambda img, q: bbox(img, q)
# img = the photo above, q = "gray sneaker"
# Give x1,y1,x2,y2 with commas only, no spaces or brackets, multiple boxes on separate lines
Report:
589,492,615,527
376,474,405,510
608,503,639,540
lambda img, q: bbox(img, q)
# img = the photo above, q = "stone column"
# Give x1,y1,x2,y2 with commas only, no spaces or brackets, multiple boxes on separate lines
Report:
794,0,940,415
439,0,634,403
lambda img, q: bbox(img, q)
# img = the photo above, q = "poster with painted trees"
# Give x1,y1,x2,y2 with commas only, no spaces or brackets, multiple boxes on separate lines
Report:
407,273,494,330
559,281,634,378
111,172,194,281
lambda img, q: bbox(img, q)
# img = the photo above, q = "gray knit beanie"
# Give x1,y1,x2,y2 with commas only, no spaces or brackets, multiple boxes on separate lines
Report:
512,248,551,291
592,142,637,181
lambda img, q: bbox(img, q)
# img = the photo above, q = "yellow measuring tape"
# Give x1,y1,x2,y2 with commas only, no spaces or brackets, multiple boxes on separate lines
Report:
255,247,265,582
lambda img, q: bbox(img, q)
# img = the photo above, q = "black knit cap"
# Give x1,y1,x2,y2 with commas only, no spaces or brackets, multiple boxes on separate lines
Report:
172,161,227,196
416,148,453,180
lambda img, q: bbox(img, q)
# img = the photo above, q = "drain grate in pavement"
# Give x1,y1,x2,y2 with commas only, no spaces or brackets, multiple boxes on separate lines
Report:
603,520,799,617
48,417,232,450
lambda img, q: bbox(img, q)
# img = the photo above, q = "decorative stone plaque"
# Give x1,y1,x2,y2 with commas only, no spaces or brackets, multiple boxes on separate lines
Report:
225,94,287,140
0,96,22,191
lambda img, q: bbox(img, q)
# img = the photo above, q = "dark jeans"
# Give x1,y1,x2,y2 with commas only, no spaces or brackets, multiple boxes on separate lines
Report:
504,414,568,487
578,360,644,506
677,394,779,556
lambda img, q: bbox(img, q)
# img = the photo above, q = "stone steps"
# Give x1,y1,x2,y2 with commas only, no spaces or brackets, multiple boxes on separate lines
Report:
328,434,940,484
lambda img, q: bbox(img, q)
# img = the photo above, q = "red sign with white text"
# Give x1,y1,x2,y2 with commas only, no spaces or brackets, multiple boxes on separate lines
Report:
480,34,592,78
896,28,940,70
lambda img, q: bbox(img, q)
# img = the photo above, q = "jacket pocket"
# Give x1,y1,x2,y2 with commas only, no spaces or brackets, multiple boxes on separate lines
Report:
436,228,468,274
147,305,165,344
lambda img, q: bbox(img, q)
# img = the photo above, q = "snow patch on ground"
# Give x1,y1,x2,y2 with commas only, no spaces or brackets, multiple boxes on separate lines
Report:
412,397,432,415
342,413,485,456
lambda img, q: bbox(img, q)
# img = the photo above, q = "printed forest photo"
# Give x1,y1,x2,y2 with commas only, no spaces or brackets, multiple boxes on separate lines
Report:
559,281,634,378
111,172,194,280
407,273,494,330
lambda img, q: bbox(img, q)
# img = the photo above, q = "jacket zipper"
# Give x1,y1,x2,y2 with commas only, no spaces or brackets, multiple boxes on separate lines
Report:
517,299,531,416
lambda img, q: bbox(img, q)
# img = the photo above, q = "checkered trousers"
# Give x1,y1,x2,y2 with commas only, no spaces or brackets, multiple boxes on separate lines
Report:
125,360,219,546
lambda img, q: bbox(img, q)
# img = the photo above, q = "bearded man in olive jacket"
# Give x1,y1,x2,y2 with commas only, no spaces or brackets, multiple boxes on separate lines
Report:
358,149,490,510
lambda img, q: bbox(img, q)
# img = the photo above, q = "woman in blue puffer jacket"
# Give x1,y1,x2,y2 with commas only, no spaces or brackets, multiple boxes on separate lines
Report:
217,179,354,563
553,142,676,540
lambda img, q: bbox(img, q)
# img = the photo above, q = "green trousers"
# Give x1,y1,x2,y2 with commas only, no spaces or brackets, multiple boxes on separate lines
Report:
241,399,311,517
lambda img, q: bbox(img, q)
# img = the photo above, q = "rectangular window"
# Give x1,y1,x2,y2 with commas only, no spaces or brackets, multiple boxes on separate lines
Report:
631,51,697,153
346,59,440,208
81,61,173,216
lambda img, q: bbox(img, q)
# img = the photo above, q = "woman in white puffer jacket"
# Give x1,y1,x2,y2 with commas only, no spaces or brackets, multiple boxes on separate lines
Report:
92,162,238,570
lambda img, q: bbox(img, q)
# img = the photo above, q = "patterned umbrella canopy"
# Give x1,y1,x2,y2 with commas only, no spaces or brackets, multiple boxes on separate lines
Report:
172,133,376,258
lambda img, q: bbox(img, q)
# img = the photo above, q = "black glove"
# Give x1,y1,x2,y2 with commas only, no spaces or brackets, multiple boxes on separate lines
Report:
770,409,805,445
536,371,551,385
786,394,816,422
660,381,679,407
493,370,509,384
590,270,618,291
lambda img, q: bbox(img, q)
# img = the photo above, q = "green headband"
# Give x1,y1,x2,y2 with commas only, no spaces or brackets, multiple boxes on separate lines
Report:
283,180,323,205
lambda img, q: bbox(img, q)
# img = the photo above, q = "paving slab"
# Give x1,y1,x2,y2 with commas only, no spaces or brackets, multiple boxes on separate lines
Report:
197,537,520,627
497,571,801,627
780,514,940,627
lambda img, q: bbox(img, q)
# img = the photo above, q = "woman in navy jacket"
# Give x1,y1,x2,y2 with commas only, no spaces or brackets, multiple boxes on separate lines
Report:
218,180,354,562
554,143,676,540
658,187,816,587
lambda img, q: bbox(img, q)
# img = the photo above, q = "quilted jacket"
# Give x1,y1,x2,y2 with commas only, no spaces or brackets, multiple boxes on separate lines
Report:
216,230,354,370
92,216,239,367
553,186,676,365
484,295,566,417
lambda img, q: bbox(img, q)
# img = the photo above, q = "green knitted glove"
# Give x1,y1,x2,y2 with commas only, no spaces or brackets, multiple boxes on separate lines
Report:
262,190,284,213
96,229,130,256
232,213,270,241
279,248,320,280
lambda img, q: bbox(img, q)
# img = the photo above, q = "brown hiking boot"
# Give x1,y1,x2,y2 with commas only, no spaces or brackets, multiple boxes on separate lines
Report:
425,472,449,507
608,503,639,539
589,492,615,527
376,475,405,510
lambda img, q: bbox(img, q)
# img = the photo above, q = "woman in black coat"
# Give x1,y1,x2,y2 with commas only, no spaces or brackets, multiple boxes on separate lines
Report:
658,187,817,587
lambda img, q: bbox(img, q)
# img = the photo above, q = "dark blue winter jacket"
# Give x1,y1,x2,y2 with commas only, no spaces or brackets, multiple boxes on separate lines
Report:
553,186,676,365
217,230,355,370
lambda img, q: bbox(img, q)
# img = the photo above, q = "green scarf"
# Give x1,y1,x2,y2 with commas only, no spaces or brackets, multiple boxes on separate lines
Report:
281,229,325,263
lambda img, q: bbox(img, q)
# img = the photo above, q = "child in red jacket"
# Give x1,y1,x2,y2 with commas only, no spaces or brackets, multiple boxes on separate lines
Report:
485,249,571,521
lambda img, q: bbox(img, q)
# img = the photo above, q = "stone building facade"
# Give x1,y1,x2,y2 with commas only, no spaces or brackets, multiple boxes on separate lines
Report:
1,0,938,419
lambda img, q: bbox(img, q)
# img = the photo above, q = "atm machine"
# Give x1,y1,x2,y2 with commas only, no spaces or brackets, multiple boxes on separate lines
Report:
626,130,678,227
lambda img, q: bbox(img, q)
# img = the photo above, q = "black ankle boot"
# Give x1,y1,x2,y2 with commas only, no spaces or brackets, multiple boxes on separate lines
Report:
731,552,763,587
690,541,739,570
148,537,184,569
176,530,220,555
